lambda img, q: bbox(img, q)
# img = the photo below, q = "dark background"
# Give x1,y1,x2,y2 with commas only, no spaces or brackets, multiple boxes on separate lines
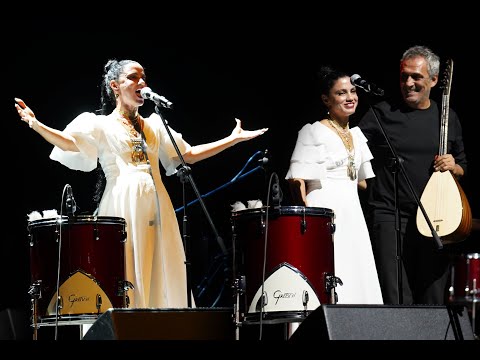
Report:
4,28,479,334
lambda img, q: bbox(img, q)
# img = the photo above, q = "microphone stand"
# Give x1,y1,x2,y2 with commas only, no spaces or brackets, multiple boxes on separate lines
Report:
181,151,267,306
154,105,227,308
363,96,442,306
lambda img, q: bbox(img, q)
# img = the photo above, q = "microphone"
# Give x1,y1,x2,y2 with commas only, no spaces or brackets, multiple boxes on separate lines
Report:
350,74,385,96
66,184,77,216
140,87,174,109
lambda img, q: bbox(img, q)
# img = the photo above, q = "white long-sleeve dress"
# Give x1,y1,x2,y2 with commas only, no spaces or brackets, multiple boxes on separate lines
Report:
286,122,383,304
50,111,191,308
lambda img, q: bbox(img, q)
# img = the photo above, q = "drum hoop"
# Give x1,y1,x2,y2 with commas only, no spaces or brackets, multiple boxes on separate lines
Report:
28,215,126,228
466,253,479,260
231,206,334,218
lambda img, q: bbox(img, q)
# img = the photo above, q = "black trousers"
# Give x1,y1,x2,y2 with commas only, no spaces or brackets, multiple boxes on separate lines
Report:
369,213,451,305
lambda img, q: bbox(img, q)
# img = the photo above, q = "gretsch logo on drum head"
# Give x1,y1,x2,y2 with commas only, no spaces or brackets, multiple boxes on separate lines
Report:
273,290,296,305
68,294,90,307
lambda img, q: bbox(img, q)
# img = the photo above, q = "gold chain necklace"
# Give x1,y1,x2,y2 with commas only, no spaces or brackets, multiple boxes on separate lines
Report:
328,118,357,180
116,110,146,164
328,118,351,148
117,113,141,138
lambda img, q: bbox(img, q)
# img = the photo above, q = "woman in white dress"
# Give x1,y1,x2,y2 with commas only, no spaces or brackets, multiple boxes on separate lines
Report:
285,66,383,304
15,59,268,309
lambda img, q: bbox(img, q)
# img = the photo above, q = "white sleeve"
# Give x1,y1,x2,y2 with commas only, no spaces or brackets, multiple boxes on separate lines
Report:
49,112,100,172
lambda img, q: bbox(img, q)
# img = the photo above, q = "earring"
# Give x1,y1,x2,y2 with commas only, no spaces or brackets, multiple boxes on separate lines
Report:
115,93,119,99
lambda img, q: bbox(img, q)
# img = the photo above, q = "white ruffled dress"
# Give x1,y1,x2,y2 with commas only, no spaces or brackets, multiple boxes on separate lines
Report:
50,111,192,308
286,122,383,304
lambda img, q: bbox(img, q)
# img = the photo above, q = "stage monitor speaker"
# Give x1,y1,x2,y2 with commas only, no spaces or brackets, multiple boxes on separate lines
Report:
289,305,475,340
83,307,235,340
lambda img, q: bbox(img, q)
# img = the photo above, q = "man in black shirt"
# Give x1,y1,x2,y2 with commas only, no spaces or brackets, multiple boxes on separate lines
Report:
358,45,468,305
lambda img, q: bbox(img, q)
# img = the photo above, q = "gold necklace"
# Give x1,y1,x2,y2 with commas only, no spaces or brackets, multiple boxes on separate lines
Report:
115,110,146,164
117,110,141,138
328,118,357,180
329,117,349,134
120,118,140,138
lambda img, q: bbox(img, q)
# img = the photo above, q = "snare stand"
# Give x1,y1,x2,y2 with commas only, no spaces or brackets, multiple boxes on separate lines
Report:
28,280,42,340
233,275,246,340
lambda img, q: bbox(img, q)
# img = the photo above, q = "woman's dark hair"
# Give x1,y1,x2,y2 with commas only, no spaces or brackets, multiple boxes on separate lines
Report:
93,59,137,208
317,65,350,97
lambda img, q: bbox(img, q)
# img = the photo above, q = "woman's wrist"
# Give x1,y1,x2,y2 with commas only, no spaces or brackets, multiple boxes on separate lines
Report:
29,118,39,131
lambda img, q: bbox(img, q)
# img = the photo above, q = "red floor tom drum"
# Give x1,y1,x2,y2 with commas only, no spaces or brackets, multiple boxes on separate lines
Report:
232,206,335,323
28,215,128,325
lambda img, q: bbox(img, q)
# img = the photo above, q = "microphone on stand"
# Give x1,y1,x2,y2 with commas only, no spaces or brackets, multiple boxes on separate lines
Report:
140,87,174,109
65,184,77,217
350,74,385,96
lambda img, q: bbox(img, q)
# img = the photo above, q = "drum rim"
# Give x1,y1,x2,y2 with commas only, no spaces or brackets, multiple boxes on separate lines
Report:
466,253,479,259
242,310,313,324
28,215,126,226
231,205,334,217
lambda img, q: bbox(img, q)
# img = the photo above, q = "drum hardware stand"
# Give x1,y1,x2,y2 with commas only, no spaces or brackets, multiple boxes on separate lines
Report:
446,304,466,340
448,260,456,302
28,280,42,340
117,280,134,308
325,273,342,304
233,275,246,340
470,279,478,339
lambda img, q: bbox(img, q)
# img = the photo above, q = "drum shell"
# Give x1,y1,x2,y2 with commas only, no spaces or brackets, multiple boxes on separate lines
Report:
232,206,335,321
28,215,127,320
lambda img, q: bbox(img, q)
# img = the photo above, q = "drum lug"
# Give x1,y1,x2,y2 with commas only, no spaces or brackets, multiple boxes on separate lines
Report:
56,296,64,313
302,290,309,309
96,294,102,311
329,222,336,235
254,292,268,312
301,219,307,234
260,218,266,235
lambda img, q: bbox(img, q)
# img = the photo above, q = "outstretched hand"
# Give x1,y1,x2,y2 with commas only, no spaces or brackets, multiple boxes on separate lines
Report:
15,98,36,128
230,118,268,143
